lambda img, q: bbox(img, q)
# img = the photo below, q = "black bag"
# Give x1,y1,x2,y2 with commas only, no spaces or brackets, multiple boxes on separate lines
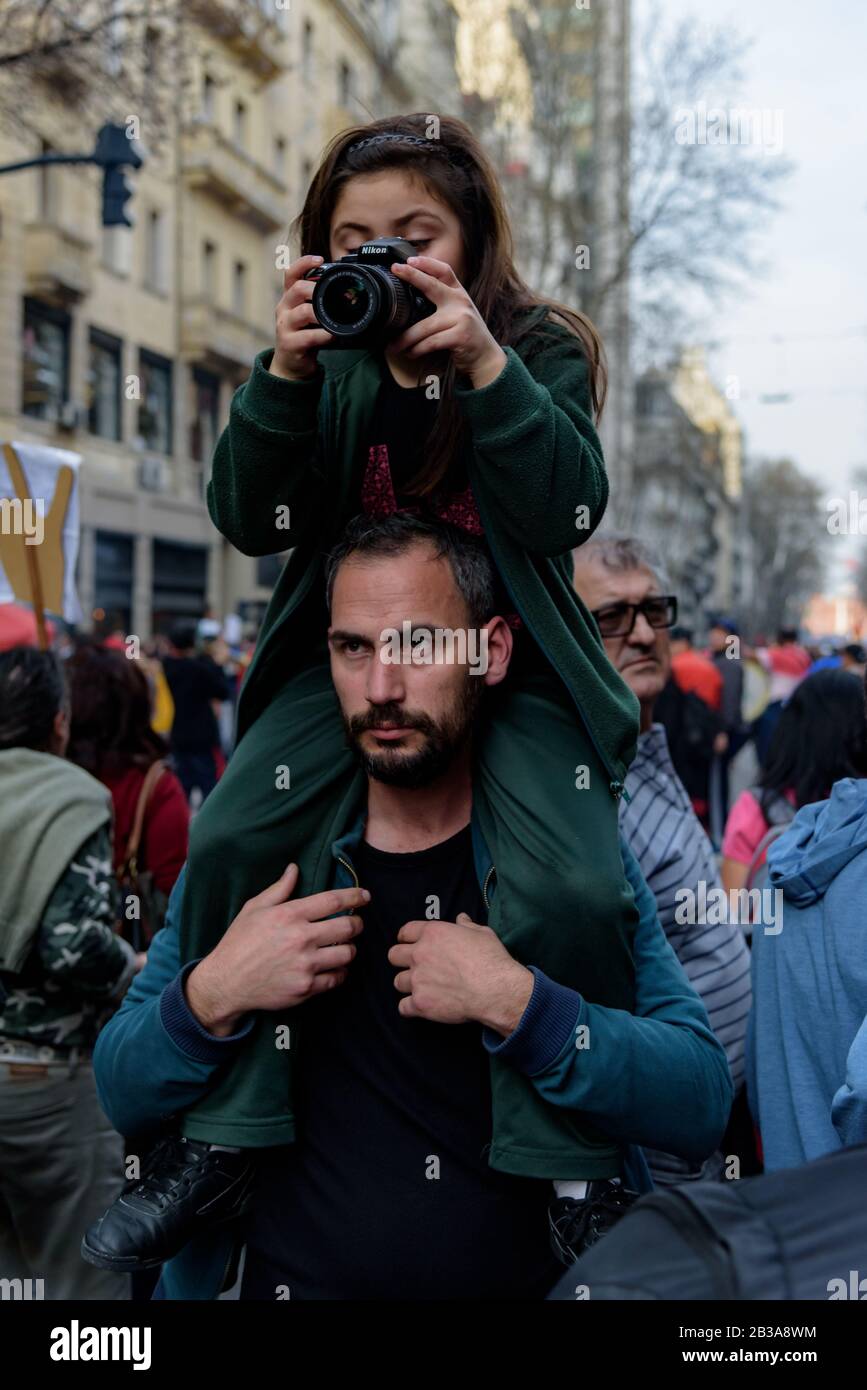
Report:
547,1143,867,1300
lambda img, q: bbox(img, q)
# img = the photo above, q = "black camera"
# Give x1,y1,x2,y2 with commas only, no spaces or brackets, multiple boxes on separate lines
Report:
306,237,436,349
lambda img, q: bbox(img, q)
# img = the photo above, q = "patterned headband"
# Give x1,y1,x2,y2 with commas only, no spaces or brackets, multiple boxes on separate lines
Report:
344,131,471,168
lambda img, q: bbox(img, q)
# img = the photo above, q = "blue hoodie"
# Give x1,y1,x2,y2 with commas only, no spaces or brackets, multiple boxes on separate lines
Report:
747,777,867,1171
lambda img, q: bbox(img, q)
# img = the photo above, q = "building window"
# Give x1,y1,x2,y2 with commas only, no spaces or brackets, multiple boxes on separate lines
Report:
144,208,166,293
93,530,134,634
256,554,285,589
302,21,314,81
301,157,313,190
152,539,208,632
105,0,125,78
21,298,70,420
143,25,160,77
138,349,173,455
202,72,216,122
232,260,246,318
87,329,122,440
190,368,220,465
202,240,217,298
37,139,58,221
273,135,286,180
233,99,247,150
338,60,354,107
381,0,399,46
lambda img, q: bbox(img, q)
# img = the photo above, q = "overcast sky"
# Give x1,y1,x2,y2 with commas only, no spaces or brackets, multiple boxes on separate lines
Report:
636,0,867,594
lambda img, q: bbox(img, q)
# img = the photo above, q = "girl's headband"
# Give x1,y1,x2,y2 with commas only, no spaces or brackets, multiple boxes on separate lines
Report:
344,131,471,169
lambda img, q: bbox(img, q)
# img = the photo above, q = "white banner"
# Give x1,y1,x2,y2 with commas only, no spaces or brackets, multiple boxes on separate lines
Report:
0,441,82,624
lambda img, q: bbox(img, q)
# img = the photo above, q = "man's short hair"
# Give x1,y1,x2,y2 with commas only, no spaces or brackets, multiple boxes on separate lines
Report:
573,533,671,593
169,622,197,652
324,514,496,627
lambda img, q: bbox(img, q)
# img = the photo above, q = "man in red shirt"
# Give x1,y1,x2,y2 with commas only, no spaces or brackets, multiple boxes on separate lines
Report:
669,627,723,711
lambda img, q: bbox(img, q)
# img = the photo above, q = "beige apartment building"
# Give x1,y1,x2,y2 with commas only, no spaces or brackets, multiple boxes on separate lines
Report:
632,347,745,627
0,1,458,638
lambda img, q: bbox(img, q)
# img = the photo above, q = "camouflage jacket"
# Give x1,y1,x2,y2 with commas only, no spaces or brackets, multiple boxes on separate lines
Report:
0,826,137,1051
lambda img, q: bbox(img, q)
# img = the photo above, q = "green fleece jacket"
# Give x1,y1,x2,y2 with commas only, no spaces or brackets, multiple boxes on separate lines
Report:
0,749,111,973
207,311,639,786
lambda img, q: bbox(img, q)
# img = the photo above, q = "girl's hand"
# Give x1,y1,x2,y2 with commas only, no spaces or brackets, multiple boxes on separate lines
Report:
389,256,508,388
271,255,333,381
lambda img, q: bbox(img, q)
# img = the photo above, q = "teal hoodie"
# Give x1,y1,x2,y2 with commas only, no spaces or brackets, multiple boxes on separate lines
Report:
747,777,867,1171
93,835,730,1300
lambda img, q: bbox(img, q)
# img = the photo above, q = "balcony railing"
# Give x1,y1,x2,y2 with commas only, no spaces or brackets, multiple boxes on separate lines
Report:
24,223,93,303
186,0,288,80
181,122,288,233
180,298,266,374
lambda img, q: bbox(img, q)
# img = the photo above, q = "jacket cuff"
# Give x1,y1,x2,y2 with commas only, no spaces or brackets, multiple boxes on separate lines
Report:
453,346,545,444
482,967,583,1075
159,961,255,1064
236,348,324,436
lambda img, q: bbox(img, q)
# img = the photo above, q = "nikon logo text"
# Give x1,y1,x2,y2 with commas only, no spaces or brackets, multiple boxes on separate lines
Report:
49,1321,152,1371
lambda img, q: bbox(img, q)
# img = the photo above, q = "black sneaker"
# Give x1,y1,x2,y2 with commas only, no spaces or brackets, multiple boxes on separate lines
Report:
81,1136,256,1272
548,1180,640,1266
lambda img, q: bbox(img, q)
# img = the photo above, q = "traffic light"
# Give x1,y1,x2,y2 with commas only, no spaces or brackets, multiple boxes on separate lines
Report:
101,166,134,227
92,122,144,228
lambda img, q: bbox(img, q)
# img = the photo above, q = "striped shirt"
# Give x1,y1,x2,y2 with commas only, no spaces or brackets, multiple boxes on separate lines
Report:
620,724,752,1184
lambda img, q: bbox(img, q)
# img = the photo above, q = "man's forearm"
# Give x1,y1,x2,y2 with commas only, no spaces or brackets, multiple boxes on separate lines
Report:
184,959,244,1038
475,962,535,1038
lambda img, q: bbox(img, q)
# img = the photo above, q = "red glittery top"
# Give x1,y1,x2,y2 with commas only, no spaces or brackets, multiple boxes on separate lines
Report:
359,442,521,628
360,443,484,536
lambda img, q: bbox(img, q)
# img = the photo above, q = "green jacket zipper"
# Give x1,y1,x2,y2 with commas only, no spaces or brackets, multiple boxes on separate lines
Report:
482,864,496,912
336,855,359,888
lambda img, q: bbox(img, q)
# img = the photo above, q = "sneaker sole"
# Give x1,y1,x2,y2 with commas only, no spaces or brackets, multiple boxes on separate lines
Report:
79,1173,257,1273
80,1235,167,1273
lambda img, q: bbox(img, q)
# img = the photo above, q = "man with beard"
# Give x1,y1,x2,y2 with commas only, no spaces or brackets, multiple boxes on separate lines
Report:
87,515,730,1299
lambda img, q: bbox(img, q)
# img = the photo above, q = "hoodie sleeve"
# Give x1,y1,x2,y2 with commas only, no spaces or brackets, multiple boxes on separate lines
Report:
456,323,608,559
483,840,734,1162
831,1015,867,1149
93,868,254,1139
206,349,327,557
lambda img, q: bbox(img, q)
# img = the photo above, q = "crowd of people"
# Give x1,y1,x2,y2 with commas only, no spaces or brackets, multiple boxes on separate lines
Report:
1,112,865,1303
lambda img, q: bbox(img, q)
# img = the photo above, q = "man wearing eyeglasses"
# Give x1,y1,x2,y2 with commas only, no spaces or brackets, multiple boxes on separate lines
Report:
573,536,751,1187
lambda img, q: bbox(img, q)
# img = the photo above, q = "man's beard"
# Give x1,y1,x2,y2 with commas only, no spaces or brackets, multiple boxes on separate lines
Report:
342,677,484,789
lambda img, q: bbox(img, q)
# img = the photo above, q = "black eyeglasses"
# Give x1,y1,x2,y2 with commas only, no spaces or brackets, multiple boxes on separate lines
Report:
591,596,678,639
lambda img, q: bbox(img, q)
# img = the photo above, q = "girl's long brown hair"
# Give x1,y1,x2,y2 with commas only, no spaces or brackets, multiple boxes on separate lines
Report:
292,113,607,497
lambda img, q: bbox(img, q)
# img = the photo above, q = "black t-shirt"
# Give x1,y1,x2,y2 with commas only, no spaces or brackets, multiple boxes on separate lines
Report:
240,824,561,1301
367,368,438,499
161,655,231,754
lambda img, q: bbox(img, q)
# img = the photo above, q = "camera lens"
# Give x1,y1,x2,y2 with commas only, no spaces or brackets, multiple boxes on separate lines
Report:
321,274,370,327
311,256,431,343
314,268,381,336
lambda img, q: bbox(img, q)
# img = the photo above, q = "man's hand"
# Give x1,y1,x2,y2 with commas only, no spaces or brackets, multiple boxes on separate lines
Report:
387,913,534,1035
185,864,368,1037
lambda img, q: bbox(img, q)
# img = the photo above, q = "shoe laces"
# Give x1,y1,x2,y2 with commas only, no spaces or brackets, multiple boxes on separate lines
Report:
130,1137,213,1207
